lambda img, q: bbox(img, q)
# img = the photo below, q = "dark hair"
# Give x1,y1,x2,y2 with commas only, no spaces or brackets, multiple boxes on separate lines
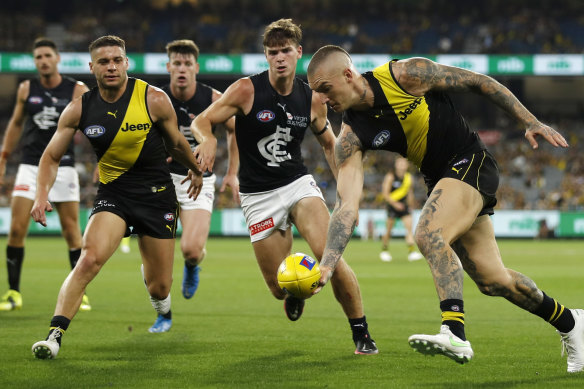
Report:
165,39,200,61
33,37,58,53
307,45,350,76
263,18,302,48
88,35,126,53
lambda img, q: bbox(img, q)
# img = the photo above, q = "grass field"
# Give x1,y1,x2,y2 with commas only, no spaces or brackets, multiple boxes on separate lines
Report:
0,236,583,388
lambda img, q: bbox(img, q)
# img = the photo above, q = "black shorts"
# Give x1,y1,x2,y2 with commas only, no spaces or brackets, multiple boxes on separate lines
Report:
387,202,410,219
426,149,499,216
90,187,179,239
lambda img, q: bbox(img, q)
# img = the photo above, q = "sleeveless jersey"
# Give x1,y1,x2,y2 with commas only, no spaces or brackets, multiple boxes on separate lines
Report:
235,71,310,193
389,172,412,203
162,83,213,177
79,78,173,198
343,60,485,184
21,76,77,166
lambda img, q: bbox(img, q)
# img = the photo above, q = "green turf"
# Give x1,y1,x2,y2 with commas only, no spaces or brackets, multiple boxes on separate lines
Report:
0,237,583,388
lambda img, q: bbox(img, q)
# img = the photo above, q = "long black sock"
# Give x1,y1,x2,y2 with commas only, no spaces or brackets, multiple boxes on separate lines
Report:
162,310,172,320
48,315,71,346
533,291,575,333
440,299,466,341
69,248,81,269
6,246,24,292
349,316,370,342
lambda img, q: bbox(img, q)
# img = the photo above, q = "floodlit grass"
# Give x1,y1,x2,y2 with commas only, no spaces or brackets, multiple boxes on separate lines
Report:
0,236,583,388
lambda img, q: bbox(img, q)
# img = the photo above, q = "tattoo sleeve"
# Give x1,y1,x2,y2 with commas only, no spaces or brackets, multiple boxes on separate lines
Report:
335,129,362,166
321,192,357,270
404,58,537,127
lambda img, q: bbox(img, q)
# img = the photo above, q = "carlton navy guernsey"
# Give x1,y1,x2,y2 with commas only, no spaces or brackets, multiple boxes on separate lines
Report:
162,82,213,177
235,71,311,193
21,76,77,167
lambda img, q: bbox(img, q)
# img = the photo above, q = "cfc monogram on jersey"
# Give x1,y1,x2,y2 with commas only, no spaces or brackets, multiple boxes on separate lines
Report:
235,71,311,193
21,77,77,166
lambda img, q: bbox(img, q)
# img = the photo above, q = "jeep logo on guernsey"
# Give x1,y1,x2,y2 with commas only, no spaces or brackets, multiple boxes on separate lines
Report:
84,125,106,138
121,122,151,131
398,97,423,120
373,130,390,148
299,255,316,271
250,217,274,235
256,110,275,122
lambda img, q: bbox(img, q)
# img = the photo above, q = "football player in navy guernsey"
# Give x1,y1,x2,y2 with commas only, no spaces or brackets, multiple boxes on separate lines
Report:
162,39,239,307
30,35,203,359
307,45,583,372
0,38,91,312
192,19,378,355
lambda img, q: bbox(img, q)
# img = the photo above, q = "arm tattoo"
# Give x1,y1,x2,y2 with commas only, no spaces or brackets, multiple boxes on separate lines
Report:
405,58,536,126
335,130,362,165
321,194,357,270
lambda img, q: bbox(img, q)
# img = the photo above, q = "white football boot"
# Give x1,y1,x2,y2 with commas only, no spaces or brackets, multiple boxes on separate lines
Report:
379,251,392,262
559,309,584,373
408,325,473,364
32,328,62,359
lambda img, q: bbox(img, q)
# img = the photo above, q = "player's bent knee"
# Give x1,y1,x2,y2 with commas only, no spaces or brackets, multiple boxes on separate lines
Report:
73,255,104,281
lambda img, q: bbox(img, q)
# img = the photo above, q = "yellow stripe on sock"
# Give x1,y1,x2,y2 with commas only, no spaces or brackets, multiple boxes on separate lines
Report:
49,326,65,334
441,311,465,324
550,302,565,324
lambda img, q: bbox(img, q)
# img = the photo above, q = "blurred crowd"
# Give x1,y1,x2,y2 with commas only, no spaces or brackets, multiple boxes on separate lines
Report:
1,0,583,54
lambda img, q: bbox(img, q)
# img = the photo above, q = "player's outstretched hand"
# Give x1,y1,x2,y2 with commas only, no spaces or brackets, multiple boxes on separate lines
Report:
30,199,53,227
193,138,218,173
525,122,569,150
183,170,203,200
312,265,334,295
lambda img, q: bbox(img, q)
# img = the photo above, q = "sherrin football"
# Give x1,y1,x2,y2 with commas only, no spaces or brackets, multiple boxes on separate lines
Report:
277,253,321,299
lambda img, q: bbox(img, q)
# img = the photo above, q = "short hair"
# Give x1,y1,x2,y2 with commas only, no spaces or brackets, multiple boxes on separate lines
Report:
165,39,200,61
263,18,302,48
33,37,58,53
307,45,351,76
88,35,126,54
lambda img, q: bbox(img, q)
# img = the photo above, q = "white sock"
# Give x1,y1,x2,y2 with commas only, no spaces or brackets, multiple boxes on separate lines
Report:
150,294,171,315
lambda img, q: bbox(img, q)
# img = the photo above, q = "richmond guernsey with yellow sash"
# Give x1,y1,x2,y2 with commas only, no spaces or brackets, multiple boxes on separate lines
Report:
343,60,486,185
79,77,173,197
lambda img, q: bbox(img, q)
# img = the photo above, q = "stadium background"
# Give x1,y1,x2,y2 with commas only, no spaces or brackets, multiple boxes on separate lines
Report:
0,0,583,238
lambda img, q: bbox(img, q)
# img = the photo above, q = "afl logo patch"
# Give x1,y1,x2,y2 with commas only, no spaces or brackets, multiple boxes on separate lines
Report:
256,110,275,122
373,130,390,148
29,96,43,104
164,213,175,222
84,125,106,138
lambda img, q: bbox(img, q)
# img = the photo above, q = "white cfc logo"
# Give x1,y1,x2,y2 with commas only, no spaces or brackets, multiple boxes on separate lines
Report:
33,106,60,130
257,125,293,166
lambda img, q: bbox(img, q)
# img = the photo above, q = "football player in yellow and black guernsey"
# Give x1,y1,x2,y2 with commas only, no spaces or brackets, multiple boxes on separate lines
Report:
307,45,583,373
379,157,423,263
30,35,203,359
